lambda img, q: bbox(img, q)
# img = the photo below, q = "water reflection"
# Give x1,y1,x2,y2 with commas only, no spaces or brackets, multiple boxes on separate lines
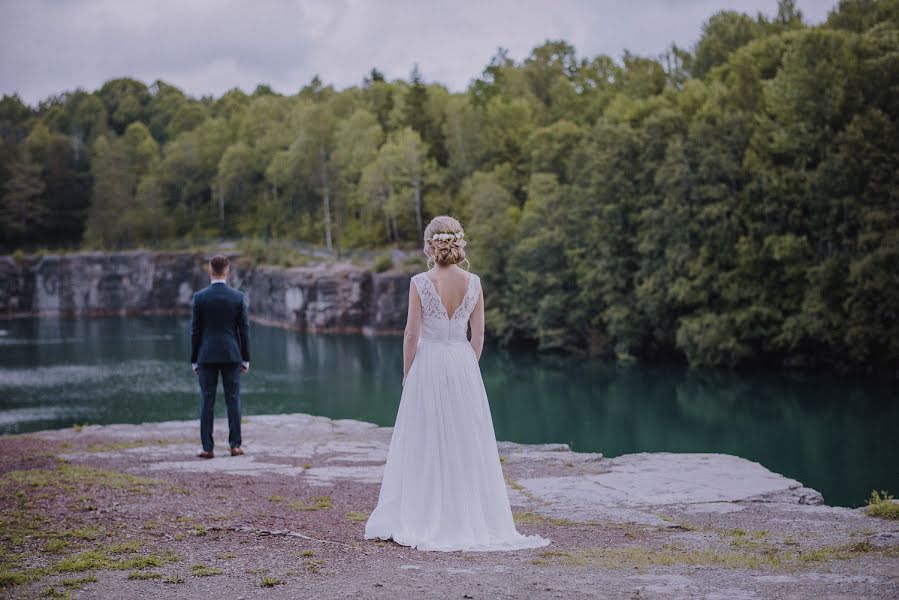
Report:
0,316,896,507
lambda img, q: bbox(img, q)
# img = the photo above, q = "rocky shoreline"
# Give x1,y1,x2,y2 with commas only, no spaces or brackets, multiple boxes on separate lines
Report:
0,414,896,598
0,251,410,334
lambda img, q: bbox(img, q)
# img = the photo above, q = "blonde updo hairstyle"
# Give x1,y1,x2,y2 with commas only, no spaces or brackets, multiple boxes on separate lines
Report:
423,215,468,270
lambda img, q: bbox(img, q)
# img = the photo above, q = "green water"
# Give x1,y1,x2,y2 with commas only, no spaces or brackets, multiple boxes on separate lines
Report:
0,316,896,507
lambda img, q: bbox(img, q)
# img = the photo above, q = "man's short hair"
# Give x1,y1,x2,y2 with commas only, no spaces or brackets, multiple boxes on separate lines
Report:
209,255,229,276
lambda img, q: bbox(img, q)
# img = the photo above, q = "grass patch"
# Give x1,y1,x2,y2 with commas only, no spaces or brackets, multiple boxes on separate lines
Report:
0,568,46,587
0,511,51,545
163,573,184,584
108,541,141,554
535,544,789,570
39,586,70,598
658,514,699,531
62,527,102,541
303,463,312,470
54,548,176,573
287,495,333,511
127,571,162,580
535,538,886,572
62,575,100,588
42,539,70,553
504,474,543,504
866,490,899,520
298,550,315,557
273,491,333,511
513,511,583,527
346,511,368,522
118,555,165,570
303,559,324,574
193,526,207,537
61,575,97,589
0,464,162,494
260,576,283,587
189,565,223,577
54,550,112,572
85,439,188,453
504,474,525,492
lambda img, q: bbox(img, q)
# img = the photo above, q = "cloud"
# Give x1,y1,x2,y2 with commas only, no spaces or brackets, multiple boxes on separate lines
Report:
0,0,835,105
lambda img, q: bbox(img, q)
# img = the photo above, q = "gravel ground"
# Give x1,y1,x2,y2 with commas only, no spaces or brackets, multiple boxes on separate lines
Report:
0,414,896,599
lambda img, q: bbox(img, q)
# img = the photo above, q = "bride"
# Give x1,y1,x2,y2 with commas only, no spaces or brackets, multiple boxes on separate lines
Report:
365,216,549,552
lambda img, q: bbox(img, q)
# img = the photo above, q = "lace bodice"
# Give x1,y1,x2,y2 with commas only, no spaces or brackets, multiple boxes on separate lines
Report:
411,272,481,343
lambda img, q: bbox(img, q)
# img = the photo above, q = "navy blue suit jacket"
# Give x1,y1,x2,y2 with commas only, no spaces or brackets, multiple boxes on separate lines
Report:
190,283,250,365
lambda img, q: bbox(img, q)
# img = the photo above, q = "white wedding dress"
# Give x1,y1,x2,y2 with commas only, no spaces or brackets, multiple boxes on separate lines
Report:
364,272,549,551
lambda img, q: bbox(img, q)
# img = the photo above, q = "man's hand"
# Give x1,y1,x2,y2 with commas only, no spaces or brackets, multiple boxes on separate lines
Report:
192,363,199,375
241,362,249,374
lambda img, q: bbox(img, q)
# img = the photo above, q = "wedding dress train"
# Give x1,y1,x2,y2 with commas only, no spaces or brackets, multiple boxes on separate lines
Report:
364,272,549,551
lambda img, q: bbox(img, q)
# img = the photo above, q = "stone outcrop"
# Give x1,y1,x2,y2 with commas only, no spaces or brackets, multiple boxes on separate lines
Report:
23,413,895,599
0,251,409,333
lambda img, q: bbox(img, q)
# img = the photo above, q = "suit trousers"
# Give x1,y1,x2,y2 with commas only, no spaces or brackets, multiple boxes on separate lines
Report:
197,363,242,452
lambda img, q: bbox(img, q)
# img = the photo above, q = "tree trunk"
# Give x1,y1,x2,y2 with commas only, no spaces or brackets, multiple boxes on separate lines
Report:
218,187,225,227
414,176,423,241
320,147,333,253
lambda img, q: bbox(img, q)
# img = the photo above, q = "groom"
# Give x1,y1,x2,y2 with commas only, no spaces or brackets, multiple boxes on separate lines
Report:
190,255,250,459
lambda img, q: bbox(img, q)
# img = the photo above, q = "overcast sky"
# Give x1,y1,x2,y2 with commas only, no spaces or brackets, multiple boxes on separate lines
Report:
1,0,835,105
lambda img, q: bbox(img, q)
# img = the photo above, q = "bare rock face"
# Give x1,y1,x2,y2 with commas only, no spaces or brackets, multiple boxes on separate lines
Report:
43,414,834,528
0,251,409,333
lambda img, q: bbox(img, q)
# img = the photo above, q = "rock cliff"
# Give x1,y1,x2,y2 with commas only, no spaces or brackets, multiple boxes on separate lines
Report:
0,251,409,333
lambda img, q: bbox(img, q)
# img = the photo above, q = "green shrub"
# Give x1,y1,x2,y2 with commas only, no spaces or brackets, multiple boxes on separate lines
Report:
373,253,393,273
866,490,899,520
403,255,427,271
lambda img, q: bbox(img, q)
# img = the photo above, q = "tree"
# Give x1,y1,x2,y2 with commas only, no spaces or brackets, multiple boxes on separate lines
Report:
692,11,763,78
288,101,338,251
97,78,150,134
458,166,520,337
826,0,899,33
332,110,384,245
389,127,432,240
84,135,133,247
1,158,47,242
506,173,578,350
215,142,258,231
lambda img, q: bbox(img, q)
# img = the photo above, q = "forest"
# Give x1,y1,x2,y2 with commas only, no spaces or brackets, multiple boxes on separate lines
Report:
1,0,897,372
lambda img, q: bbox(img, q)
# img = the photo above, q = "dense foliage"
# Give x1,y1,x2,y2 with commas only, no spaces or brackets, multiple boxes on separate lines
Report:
1,0,897,371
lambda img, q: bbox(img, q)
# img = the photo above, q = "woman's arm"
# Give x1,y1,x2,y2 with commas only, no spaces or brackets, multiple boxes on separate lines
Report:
469,287,485,361
402,282,422,385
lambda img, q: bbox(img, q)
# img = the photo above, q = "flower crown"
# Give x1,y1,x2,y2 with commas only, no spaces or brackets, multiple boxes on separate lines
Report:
430,231,464,242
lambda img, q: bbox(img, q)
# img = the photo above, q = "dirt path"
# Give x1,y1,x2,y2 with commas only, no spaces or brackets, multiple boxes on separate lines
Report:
1,414,896,599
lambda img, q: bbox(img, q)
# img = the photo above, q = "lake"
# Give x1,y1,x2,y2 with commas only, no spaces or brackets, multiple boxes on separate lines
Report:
0,316,896,508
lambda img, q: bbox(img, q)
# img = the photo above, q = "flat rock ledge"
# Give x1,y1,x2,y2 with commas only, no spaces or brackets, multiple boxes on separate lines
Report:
1,413,896,599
